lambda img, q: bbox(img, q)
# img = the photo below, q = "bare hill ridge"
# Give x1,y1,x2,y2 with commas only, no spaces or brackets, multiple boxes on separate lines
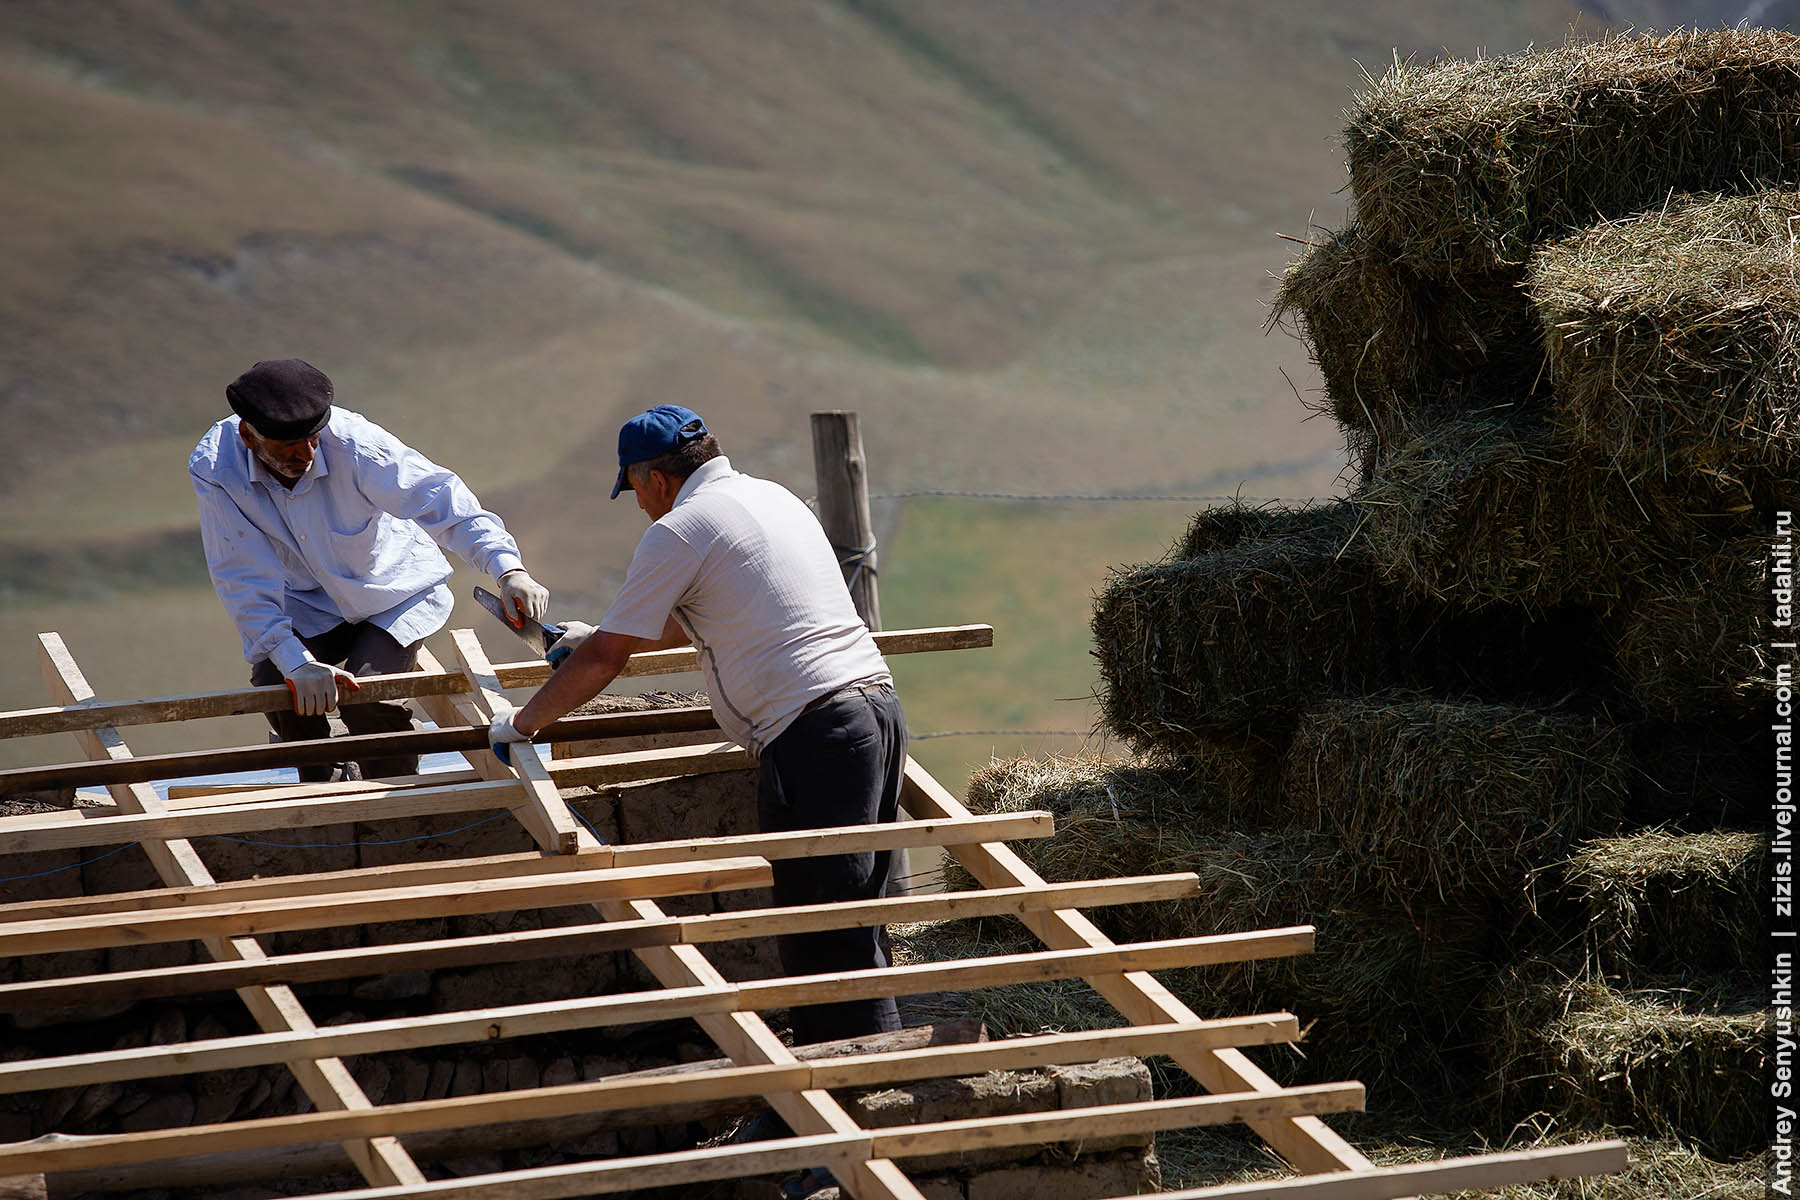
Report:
17,0,1752,759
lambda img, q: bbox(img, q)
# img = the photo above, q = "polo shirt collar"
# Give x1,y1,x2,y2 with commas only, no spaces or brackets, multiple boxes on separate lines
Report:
672,455,733,508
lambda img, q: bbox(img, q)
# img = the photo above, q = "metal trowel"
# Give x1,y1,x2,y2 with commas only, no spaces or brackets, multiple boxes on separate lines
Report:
473,585,569,661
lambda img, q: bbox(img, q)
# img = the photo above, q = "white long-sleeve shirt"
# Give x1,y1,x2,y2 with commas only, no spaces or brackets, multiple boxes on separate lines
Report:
190,408,524,674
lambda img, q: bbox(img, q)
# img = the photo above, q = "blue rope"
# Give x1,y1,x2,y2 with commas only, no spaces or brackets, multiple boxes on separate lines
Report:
203,810,516,850
0,841,136,885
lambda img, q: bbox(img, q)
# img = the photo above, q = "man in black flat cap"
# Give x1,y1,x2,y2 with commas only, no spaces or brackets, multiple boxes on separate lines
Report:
190,358,549,780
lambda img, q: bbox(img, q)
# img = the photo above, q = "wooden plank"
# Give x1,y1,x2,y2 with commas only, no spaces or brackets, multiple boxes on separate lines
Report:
901,758,1375,1177
0,984,739,1093
0,1175,44,1200
0,670,469,740
289,1133,869,1200
0,777,523,855
0,873,1194,1009
1117,1142,1632,1199
0,931,1307,1095
491,623,994,689
0,858,770,955
0,707,722,793
0,625,991,741
873,1085,1364,1156
34,634,425,1190
0,772,481,833
737,930,1313,1012
549,741,751,787
809,1016,1303,1091
0,917,676,1010
205,1085,1363,1200
448,628,583,854
0,812,1049,923
0,1020,1299,1175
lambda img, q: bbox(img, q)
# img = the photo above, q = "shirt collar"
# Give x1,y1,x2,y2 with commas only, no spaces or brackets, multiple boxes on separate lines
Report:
672,455,733,509
243,421,330,495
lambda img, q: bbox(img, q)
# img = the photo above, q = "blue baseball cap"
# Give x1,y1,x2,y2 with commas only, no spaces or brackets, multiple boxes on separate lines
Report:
613,405,709,499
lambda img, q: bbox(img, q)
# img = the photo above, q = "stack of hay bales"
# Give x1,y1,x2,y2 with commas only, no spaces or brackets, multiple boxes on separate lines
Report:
905,28,1793,1184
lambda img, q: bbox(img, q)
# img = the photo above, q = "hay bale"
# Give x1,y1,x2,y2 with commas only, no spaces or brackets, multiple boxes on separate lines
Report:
1170,500,1348,561
1532,190,1800,485
1093,502,1380,743
1282,693,1629,904
1094,503,1608,755
1271,224,1543,446
911,755,1501,1112
1557,829,1766,979
1627,717,1763,827
1351,416,1738,610
1346,29,1800,274
1610,534,1788,721
1486,964,1769,1157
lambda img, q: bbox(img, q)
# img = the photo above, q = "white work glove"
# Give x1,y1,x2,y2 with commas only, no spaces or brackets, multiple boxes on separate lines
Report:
487,703,533,767
545,620,596,668
497,568,549,627
285,661,361,717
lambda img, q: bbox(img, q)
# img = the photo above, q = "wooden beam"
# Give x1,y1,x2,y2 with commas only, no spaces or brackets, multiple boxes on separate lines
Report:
1110,1142,1632,1199
195,1085,1363,1200
448,628,583,854
33,634,426,1190
901,758,1376,1177
0,625,991,741
491,624,993,689
874,1085,1364,1156
0,1019,1300,1175
549,741,751,787
0,812,1051,924
0,707,722,793
0,670,469,740
0,931,1309,1094
0,777,524,855
0,771,480,833
0,858,770,955
0,873,1194,1008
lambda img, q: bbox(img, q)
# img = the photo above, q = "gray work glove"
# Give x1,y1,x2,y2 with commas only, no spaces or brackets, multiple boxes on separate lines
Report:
496,568,550,626
487,703,533,767
285,661,361,716
545,620,596,668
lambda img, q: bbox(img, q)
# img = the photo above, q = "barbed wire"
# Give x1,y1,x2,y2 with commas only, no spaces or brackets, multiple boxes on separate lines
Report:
909,728,1093,740
869,490,1311,504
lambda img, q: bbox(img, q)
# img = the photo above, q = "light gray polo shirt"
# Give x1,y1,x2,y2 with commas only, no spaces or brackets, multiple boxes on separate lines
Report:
598,456,891,756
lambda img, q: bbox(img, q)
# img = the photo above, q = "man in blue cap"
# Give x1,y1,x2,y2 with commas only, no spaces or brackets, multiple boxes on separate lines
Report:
491,404,907,1048
192,357,550,780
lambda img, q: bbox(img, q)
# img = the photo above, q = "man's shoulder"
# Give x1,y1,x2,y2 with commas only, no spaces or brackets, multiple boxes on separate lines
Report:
190,417,241,481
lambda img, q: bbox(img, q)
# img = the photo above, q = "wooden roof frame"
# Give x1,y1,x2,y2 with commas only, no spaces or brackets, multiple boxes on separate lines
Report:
0,623,1624,1198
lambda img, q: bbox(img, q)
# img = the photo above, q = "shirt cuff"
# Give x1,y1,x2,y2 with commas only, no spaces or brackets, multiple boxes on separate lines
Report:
490,552,526,581
271,637,314,676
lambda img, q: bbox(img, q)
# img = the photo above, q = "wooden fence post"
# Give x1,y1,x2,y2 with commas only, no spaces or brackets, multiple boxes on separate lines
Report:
810,411,881,631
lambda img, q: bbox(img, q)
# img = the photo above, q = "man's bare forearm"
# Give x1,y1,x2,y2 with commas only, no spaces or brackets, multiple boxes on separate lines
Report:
513,630,641,737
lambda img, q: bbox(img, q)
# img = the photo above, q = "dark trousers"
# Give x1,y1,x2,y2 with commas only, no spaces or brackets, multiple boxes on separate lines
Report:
250,622,420,781
757,682,908,1045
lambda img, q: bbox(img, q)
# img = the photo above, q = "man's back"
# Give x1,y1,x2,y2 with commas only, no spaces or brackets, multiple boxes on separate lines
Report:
602,456,889,754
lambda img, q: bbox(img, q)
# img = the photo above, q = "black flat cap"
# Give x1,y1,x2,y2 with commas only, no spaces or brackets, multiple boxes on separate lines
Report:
226,359,333,440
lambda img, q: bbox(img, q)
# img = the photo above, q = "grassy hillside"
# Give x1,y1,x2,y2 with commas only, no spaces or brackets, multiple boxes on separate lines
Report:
0,0,1619,779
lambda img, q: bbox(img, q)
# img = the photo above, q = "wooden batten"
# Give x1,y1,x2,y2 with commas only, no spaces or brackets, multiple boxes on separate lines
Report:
0,872,1195,1009
0,622,1623,1199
